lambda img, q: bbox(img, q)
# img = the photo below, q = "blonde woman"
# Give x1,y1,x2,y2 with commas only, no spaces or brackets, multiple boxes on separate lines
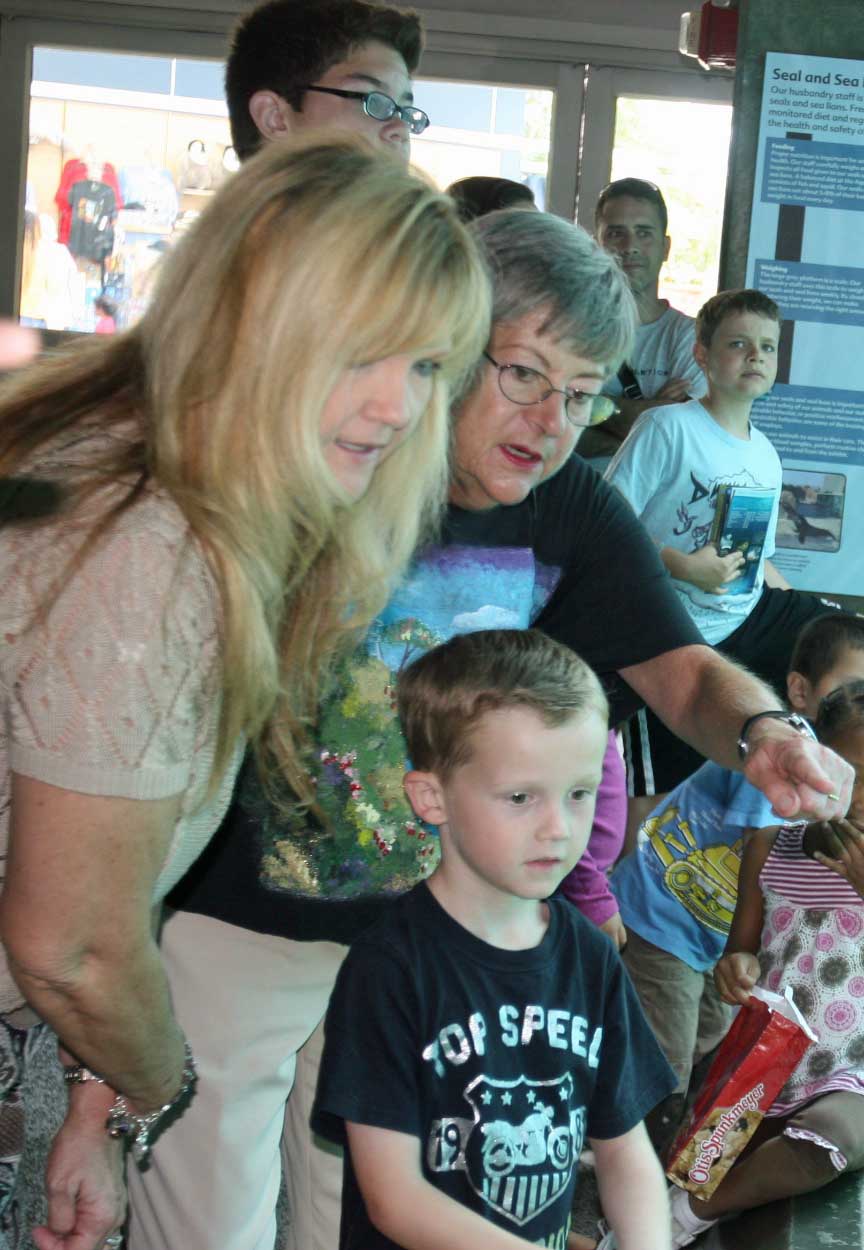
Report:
0,134,490,1250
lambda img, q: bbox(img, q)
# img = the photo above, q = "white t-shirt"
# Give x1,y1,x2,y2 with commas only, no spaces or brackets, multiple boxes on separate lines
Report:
605,398,782,645
603,305,706,401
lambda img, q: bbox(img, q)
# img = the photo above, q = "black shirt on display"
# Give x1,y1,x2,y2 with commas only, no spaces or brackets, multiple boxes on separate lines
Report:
312,884,677,1249
67,180,118,262
171,457,702,945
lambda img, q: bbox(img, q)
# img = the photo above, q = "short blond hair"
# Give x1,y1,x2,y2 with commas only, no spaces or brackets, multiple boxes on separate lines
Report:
0,135,492,805
397,629,608,778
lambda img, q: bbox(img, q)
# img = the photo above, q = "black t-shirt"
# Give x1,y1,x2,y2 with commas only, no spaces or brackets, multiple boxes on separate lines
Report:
67,180,117,261
170,456,702,944
312,884,676,1249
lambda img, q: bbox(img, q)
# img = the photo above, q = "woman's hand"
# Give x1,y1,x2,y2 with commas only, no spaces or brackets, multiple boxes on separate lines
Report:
742,732,853,823
714,951,761,1006
32,1085,126,1250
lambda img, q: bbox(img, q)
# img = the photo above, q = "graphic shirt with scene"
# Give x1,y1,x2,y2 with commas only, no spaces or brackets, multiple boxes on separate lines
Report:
605,398,782,644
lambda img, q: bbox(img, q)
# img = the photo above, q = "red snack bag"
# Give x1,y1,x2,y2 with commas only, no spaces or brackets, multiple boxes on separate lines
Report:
666,987,817,1199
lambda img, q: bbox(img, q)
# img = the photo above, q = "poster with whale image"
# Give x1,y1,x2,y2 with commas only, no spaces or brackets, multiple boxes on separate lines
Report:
745,51,864,597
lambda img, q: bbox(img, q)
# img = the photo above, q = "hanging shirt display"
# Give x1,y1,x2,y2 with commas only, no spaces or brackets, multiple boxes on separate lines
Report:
67,180,118,262
54,160,122,246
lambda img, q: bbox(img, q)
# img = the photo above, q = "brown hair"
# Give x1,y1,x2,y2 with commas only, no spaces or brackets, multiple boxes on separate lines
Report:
696,288,781,348
595,177,668,234
790,613,864,685
226,0,423,159
397,629,608,778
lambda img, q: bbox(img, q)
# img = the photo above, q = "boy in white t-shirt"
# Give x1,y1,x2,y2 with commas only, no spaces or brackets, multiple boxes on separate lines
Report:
606,289,837,800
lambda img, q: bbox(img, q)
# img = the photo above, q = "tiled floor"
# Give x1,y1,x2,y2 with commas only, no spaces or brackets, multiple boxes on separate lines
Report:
573,1157,864,1248
679,1170,863,1249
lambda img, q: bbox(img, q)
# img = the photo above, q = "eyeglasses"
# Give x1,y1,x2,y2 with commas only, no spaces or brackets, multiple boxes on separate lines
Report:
301,86,430,135
483,352,616,428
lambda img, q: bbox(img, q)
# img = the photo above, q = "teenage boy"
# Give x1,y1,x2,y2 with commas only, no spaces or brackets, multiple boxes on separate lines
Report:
610,612,864,1159
313,629,675,1250
225,0,428,164
578,178,705,461
606,289,838,806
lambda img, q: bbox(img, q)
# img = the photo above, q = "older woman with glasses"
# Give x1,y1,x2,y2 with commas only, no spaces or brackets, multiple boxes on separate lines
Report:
146,208,854,1250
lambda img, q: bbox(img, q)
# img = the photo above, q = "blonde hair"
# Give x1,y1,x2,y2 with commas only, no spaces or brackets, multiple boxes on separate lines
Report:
0,134,492,805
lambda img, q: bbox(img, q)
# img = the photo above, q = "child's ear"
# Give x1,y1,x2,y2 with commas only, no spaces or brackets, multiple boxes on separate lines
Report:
403,770,448,827
786,670,809,712
693,338,707,371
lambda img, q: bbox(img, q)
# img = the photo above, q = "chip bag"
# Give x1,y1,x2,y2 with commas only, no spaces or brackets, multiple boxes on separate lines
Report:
666,986,817,1199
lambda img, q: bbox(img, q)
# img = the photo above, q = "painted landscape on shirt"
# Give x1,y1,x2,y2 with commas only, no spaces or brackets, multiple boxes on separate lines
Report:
255,545,561,899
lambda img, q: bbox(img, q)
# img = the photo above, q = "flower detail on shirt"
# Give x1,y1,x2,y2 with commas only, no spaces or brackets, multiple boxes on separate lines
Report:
254,544,561,902
258,617,445,898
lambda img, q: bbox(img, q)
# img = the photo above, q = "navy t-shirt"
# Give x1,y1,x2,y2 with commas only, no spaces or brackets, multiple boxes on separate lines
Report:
170,457,701,944
313,884,677,1248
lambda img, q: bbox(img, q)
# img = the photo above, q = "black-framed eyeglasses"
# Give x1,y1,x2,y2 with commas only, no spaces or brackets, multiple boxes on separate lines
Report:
301,86,430,135
483,352,616,428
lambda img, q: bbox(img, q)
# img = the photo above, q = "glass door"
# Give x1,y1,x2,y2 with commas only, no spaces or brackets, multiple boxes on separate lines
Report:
412,78,554,206
577,66,733,312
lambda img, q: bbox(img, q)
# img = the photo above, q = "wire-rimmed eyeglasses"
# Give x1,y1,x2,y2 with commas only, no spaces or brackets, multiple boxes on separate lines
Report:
483,352,616,428
301,86,430,135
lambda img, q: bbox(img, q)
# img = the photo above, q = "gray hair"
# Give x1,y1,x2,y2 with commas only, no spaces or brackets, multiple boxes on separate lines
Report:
470,209,637,373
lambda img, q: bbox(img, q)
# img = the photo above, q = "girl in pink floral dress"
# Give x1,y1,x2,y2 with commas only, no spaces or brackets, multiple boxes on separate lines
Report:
669,679,864,1247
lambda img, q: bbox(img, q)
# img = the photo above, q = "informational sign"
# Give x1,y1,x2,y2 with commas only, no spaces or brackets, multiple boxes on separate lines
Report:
745,51,864,596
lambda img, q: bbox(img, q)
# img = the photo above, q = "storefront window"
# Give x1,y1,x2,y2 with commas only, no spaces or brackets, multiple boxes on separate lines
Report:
20,52,554,333
22,48,234,334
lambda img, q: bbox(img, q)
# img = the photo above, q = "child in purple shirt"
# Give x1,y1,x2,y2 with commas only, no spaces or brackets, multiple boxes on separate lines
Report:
559,731,628,948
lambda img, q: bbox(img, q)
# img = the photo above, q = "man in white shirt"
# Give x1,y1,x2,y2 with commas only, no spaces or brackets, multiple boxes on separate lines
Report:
578,177,706,461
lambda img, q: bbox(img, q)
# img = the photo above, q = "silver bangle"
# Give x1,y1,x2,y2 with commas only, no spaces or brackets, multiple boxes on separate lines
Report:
105,1042,197,1164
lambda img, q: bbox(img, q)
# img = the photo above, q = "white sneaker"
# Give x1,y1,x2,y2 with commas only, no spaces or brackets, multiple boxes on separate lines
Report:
594,1222,617,1249
669,1184,718,1248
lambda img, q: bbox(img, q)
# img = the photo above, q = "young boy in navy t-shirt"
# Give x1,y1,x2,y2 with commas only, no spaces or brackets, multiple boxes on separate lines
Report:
313,628,675,1250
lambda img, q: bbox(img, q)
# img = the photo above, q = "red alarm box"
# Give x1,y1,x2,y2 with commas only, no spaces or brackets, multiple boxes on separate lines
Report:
679,1,739,71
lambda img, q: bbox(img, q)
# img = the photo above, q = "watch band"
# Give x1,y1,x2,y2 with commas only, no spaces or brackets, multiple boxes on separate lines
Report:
63,1064,106,1085
737,710,816,759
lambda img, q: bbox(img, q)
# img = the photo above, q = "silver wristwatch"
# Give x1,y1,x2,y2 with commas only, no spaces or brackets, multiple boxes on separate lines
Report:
737,710,816,760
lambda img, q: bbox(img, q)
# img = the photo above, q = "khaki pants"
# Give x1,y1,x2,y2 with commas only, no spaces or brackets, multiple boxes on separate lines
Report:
622,929,732,1094
127,911,345,1250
